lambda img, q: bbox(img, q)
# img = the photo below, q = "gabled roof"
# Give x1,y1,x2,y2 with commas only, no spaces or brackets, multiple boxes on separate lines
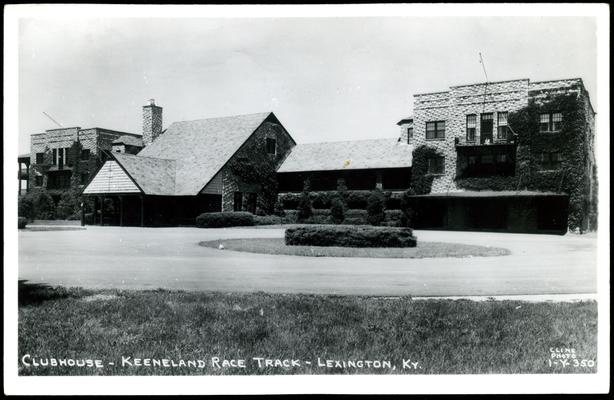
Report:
113,135,144,147
277,138,412,173
107,112,276,196
113,152,176,195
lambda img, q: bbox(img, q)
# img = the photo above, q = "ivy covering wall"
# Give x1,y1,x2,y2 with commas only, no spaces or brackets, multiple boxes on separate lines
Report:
453,92,595,231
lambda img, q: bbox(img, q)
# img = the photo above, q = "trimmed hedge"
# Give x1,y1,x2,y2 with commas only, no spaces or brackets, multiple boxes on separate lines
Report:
285,225,417,248
18,217,27,229
196,212,255,228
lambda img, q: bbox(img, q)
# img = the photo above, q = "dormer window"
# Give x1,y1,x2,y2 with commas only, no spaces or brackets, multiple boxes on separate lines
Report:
266,138,276,155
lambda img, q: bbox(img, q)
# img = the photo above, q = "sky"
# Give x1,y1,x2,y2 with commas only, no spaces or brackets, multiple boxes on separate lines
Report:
18,16,597,153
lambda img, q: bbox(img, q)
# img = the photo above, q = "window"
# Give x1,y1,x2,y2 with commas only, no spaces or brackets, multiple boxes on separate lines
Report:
81,149,90,160
496,154,508,163
266,138,276,155
52,149,57,165
407,127,413,143
246,193,257,214
480,113,494,144
426,121,445,139
466,115,476,141
65,147,72,167
35,176,43,187
540,112,563,132
233,192,243,212
35,153,44,164
539,152,563,170
427,156,445,174
497,112,509,139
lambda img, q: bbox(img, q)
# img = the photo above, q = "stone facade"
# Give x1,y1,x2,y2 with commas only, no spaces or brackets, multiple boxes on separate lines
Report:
411,79,530,193
406,77,597,231
29,126,140,195
221,121,295,212
142,100,163,146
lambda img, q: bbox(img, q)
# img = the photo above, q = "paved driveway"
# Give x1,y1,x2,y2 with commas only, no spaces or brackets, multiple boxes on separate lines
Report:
18,226,597,296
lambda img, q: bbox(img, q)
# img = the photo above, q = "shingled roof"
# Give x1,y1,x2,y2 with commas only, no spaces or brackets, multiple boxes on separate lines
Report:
277,138,412,173
113,135,143,147
110,112,276,196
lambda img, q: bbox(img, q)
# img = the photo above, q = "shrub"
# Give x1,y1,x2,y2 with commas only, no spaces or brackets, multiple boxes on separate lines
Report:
56,190,81,220
196,212,255,228
84,213,94,225
66,212,82,221
285,225,417,248
31,190,56,220
297,190,313,222
330,196,346,224
273,199,286,217
399,188,417,227
366,189,386,226
18,217,28,229
18,195,35,220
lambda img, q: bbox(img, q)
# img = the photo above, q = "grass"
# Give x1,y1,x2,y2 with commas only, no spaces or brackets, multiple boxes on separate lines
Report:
18,285,597,375
199,238,510,258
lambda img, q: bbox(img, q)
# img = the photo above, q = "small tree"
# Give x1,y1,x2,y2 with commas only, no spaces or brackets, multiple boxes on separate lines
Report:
297,181,313,222
399,188,417,228
366,188,385,226
330,195,346,224
56,189,81,219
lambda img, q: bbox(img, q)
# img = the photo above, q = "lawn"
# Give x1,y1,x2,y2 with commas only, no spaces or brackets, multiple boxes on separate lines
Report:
199,238,510,258
18,284,597,375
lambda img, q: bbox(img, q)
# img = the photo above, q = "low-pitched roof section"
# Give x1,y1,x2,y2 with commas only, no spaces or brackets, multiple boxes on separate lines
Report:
277,138,412,173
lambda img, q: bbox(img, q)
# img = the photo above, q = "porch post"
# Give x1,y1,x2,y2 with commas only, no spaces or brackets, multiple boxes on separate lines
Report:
93,196,98,225
26,163,30,192
18,161,22,196
119,196,124,227
80,199,85,226
100,196,105,226
140,195,145,227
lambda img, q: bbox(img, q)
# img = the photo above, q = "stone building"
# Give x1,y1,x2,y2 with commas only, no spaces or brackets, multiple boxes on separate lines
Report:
82,101,295,226
404,77,596,233
27,125,140,200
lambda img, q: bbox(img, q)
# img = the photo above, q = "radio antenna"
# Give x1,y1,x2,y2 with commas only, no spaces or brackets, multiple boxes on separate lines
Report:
43,111,64,128
479,52,489,83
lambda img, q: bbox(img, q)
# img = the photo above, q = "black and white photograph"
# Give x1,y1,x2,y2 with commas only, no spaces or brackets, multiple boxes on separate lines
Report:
4,3,610,395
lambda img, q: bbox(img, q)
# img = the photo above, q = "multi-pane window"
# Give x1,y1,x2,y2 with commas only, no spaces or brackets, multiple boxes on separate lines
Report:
407,127,413,143
233,192,243,212
427,156,445,174
266,138,276,155
466,115,476,141
35,153,44,164
426,121,445,139
52,148,71,166
497,112,508,139
539,152,563,170
540,112,563,132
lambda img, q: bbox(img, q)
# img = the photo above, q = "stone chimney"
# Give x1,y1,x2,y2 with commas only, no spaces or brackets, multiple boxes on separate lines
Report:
142,99,163,146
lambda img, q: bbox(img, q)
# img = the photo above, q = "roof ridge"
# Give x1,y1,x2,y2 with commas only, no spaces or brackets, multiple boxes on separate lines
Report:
298,137,399,145
114,152,176,162
169,111,272,126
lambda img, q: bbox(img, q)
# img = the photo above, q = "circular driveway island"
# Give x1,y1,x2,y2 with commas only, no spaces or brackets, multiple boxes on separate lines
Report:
18,226,597,296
